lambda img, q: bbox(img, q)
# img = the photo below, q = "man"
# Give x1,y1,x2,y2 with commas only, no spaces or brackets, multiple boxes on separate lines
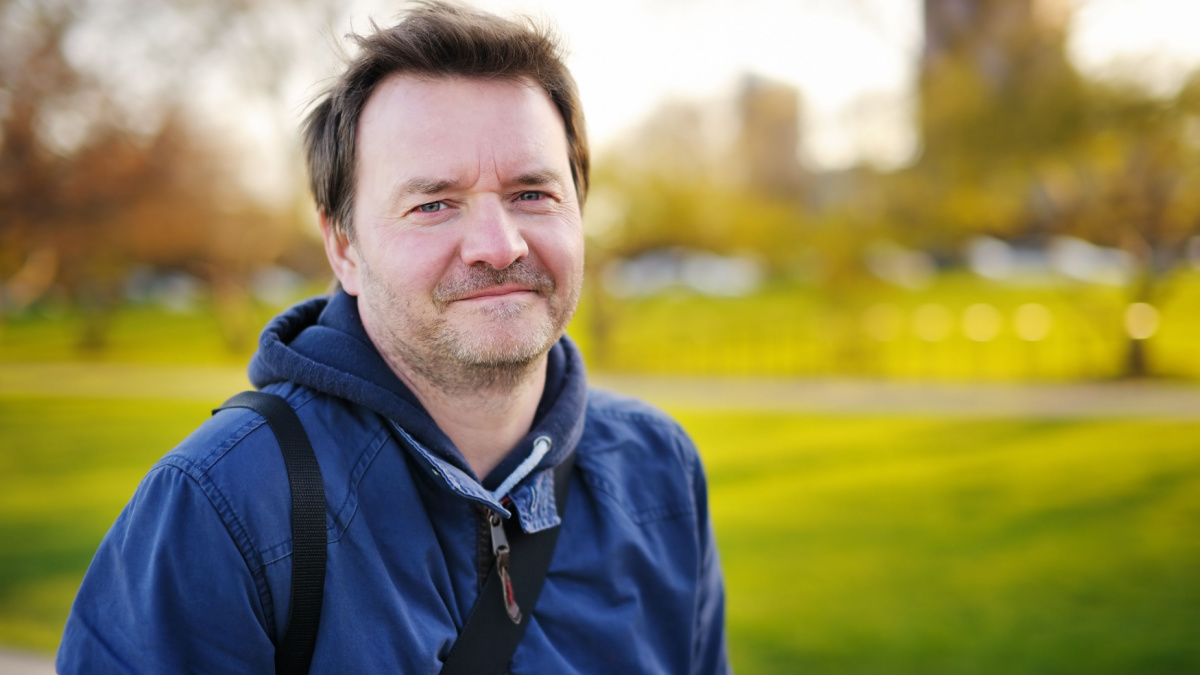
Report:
58,2,728,673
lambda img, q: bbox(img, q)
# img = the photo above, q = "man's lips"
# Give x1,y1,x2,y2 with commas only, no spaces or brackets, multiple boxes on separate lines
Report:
452,284,538,301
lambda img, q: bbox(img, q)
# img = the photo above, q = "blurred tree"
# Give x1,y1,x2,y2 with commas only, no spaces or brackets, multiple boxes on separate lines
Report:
589,99,805,271
896,0,1085,246
1055,77,1200,376
0,0,332,349
584,97,808,366
891,0,1200,377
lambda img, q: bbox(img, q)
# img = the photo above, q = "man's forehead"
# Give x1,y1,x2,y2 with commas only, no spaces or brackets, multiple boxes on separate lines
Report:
358,73,562,136
355,74,572,187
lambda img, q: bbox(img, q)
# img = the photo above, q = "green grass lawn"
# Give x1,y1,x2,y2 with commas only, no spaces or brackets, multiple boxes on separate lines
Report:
0,396,220,651
2,393,1197,672
681,412,1200,674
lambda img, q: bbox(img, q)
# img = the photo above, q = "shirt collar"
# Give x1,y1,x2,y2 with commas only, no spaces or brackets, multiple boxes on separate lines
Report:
389,421,564,533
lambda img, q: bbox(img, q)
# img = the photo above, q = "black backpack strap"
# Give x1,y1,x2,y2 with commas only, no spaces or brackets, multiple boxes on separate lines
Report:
440,450,577,675
215,391,326,675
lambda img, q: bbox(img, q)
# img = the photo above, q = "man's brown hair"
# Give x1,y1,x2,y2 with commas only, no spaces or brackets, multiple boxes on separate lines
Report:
302,0,589,239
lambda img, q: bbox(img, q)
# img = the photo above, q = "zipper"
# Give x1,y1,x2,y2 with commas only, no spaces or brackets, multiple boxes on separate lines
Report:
488,510,522,624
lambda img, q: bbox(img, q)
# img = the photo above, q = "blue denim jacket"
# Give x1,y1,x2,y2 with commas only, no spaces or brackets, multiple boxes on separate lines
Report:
58,294,729,674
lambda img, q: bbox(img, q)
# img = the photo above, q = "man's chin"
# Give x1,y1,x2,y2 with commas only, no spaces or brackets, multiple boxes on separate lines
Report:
445,323,560,368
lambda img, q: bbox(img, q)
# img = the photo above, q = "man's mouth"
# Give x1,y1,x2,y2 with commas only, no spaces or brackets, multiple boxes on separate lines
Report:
454,284,537,301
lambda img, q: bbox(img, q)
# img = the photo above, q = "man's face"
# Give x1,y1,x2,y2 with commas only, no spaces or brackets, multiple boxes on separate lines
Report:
324,75,584,388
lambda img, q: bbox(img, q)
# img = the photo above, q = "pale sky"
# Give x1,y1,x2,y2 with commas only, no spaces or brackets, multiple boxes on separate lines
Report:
219,0,1200,204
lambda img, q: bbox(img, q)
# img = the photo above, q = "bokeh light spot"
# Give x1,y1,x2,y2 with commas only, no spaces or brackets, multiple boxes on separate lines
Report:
1124,302,1160,340
1014,303,1052,342
963,303,1002,342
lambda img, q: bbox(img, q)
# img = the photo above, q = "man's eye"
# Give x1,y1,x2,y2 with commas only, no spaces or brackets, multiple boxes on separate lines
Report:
517,191,543,201
416,201,445,213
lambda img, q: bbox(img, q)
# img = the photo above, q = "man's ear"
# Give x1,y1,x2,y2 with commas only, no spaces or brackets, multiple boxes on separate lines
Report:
319,210,362,296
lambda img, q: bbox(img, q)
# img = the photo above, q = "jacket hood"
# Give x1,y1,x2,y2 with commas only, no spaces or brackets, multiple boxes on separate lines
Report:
248,291,587,488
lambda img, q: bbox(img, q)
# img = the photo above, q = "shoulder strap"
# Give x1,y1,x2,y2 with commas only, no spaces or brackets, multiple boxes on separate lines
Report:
215,391,327,675
439,451,577,675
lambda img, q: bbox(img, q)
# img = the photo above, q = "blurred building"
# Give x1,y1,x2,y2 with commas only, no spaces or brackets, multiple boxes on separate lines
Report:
735,74,808,205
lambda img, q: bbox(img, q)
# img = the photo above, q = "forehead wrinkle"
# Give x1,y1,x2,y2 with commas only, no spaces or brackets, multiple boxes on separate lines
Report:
480,145,501,194
477,128,566,189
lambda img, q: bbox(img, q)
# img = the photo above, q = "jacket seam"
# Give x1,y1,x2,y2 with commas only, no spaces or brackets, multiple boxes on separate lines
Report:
330,424,392,542
193,415,269,475
287,387,363,543
195,387,318,473
145,460,278,639
255,410,392,566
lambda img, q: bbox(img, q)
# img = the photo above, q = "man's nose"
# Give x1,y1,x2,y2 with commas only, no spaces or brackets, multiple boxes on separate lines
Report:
460,198,529,269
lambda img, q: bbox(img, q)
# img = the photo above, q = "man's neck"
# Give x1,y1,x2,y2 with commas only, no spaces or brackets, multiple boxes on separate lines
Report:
394,356,547,480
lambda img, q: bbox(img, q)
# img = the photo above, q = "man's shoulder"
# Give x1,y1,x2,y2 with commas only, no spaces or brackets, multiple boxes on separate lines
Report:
584,386,686,431
582,385,695,455
149,383,397,554
579,386,703,523
156,383,303,480
161,383,384,479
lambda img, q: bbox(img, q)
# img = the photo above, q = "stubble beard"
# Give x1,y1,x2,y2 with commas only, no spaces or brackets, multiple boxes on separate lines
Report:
363,258,579,396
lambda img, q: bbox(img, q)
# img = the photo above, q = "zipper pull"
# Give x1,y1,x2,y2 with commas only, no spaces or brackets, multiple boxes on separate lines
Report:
489,511,522,624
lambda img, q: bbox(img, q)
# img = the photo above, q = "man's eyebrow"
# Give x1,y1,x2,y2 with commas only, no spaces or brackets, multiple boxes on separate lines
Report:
513,169,567,189
389,177,459,207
